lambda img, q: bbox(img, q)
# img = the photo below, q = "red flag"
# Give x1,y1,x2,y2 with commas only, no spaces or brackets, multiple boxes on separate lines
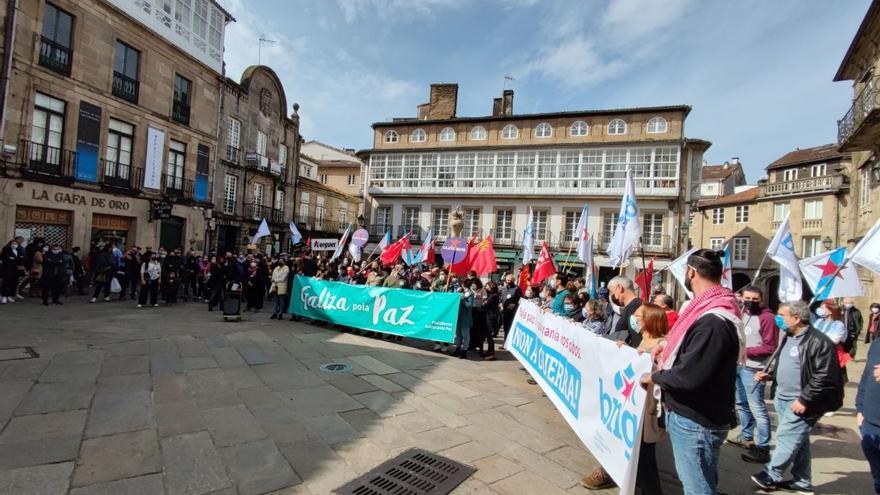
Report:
531,242,556,285
518,265,531,294
380,234,411,266
635,257,655,299
425,241,435,265
470,237,498,276
450,235,478,276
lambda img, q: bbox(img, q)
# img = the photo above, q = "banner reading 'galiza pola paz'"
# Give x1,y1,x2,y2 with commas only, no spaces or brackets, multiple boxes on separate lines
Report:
508,300,652,495
289,276,460,342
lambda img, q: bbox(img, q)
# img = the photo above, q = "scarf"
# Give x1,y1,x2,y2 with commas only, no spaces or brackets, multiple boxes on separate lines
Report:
658,285,742,368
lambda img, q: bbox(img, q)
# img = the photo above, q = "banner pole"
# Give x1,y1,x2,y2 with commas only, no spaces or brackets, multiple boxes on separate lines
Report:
638,237,649,298
752,250,770,283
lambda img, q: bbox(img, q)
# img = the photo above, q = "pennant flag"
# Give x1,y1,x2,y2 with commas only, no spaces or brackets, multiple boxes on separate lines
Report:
767,214,802,302
378,231,391,251
522,207,535,265
415,230,434,265
348,242,361,263
531,241,557,285
799,247,864,301
720,243,732,289
470,236,498,276
330,224,352,262
251,218,271,245
380,233,411,266
635,258,655,298
850,217,880,274
575,204,591,264
451,235,478,276
668,247,698,298
518,264,531,294
289,221,303,245
607,167,641,268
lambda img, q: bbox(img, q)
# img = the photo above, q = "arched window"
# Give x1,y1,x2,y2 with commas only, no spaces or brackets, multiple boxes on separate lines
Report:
470,126,487,140
534,122,552,138
607,119,627,135
410,128,426,143
383,130,399,143
646,116,668,134
570,120,588,137
501,124,518,139
439,127,456,142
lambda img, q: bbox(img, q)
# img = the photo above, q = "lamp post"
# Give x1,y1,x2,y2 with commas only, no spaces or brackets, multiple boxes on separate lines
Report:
822,235,833,251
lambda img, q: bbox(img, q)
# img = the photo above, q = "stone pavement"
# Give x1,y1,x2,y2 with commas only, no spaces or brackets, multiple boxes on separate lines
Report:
0,295,873,494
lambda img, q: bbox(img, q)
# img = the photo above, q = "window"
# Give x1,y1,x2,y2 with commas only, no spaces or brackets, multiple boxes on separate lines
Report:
533,209,548,241
773,202,790,222
570,121,588,137
732,237,749,267
463,208,481,236
339,205,347,226
301,163,313,179
298,191,310,223
501,124,518,139
166,140,186,191
383,130,398,143
470,126,487,140
709,238,724,251
172,74,192,125
803,236,822,258
403,207,420,234
315,199,325,229
783,168,798,182
495,209,513,241
646,116,668,134
563,210,579,243
643,213,663,247
252,184,264,214
811,163,827,177
403,154,420,187
222,174,237,215
607,119,627,135
735,205,750,223
226,118,241,162
104,119,134,181
712,207,725,224
278,145,287,167
30,92,66,168
375,206,392,231
534,122,552,138
256,130,267,157
410,128,426,143
861,167,872,208
602,211,618,245
804,199,823,219
110,41,141,104
275,189,284,211
432,208,449,237
439,127,456,142
319,174,327,184
40,3,74,75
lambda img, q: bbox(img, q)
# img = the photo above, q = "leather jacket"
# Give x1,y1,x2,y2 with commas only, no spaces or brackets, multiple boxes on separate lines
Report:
768,326,843,417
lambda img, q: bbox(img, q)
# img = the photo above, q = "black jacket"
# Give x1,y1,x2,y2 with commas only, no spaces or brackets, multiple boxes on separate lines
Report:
605,298,642,348
500,283,521,312
768,326,843,418
42,251,66,278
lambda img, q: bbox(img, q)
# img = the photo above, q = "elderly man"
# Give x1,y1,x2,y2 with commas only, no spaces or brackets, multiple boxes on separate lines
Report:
751,300,843,494
604,276,642,347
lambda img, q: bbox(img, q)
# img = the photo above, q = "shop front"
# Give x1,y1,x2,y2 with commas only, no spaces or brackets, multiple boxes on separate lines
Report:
91,214,134,251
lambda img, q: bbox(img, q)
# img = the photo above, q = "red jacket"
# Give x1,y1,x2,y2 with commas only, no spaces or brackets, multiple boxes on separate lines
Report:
745,306,779,360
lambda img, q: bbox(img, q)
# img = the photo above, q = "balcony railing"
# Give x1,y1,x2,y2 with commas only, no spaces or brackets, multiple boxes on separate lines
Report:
172,100,190,125
112,71,139,104
594,233,674,256
39,36,72,76
162,176,194,202
838,76,880,150
296,215,347,233
802,218,823,230
224,145,241,165
244,152,286,180
397,225,424,242
367,179,680,198
100,159,143,192
20,139,76,180
244,203,283,223
759,174,845,198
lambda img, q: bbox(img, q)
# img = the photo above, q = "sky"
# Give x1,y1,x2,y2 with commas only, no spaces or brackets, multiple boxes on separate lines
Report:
221,0,871,183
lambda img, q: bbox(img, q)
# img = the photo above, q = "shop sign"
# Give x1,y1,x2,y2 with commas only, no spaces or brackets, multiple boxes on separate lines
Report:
30,189,130,210
151,201,173,220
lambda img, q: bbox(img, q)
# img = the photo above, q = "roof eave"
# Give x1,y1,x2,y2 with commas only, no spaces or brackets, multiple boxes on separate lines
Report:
833,0,879,82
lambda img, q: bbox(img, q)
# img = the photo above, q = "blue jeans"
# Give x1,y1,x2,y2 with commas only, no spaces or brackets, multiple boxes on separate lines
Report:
666,410,728,495
763,398,817,488
735,365,771,447
860,424,880,494
455,326,470,350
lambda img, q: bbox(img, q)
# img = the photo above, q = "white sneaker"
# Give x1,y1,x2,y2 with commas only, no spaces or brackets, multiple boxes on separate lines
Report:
137,304,143,308
14,294,24,300
104,297,111,302
153,304,159,307
433,343,442,351
7,297,14,303
441,344,449,352
824,411,836,417
0,296,6,304
89,297,97,303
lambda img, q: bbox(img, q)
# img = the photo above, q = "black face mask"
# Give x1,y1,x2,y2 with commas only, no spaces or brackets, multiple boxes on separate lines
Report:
610,293,622,307
744,301,761,314
684,274,693,293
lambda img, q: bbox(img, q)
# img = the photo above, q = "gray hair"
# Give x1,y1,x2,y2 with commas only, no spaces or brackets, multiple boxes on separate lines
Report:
608,276,635,292
780,300,810,323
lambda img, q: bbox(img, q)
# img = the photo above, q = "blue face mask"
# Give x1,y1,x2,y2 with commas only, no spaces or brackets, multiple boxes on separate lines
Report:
775,315,789,332
629,315,641,332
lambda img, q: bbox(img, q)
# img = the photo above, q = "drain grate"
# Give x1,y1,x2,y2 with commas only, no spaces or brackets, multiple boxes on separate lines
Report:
0,347,39,362
319,362,353,373
334,448,475,495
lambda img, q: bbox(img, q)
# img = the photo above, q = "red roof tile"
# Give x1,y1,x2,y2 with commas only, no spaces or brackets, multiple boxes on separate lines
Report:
697,187,759,208
766,144,846,171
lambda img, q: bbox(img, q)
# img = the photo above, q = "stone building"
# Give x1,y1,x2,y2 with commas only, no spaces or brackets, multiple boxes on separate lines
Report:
835,0,880,306
360,83,711,286
212,65,299,255
302,140,364,215
698,159,746,199
0,0,232,253
294,153,362,242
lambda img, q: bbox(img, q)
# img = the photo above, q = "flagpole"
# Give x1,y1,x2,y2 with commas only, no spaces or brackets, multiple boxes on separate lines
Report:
752,250,770,283
807,254,852,305
638,237,649,298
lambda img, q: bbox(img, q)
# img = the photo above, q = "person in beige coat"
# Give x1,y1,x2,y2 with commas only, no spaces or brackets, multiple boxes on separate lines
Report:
269,261,290,319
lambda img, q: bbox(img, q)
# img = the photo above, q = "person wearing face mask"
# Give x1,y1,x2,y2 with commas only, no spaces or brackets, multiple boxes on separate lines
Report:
582,299,606,334
431,270,447,292
563,293,580,320
842,297,863,359
550,274,570,316
1,237,25,304
138,252,161,307
751,301,843,493
269,260,290,319
812,300,851,387
602,276,642,348
499,273,522,341
454,285,474,359
539,286,556,310
867,303,880,344
40,244,65,306
598,280,609,302
734,286,779,465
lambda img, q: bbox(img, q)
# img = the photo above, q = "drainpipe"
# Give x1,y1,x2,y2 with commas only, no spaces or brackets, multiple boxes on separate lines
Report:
0,0,19,148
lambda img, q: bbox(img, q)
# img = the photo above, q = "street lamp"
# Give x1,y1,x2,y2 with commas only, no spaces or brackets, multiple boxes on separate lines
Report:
822,236,833,251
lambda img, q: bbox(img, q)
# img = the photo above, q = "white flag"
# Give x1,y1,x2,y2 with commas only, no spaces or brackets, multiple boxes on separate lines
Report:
348,242,361,263
668,247,698,298
289,221,302,245
522,207,535,265
575,204,591,264
330,224,351,261
251,218,270,245
850,217,880,274
720,243,733,289
607,168,641,268
799,246,864,301
767,214,802,302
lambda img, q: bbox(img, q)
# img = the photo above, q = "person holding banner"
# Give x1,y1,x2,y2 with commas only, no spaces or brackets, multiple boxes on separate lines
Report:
453,286,474,359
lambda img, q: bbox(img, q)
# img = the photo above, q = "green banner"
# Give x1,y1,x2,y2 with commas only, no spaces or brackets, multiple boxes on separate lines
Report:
288,276,460,343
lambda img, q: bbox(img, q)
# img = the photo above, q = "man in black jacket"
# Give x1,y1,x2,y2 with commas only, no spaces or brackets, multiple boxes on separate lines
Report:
751,300,843,493
604,276,642,347
41,245,66,305
499,273,521,340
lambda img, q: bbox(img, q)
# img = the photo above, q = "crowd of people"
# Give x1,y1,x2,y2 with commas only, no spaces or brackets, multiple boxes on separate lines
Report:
4,236,880,493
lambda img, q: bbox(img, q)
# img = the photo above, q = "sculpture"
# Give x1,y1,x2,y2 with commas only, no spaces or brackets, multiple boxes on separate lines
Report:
449,209,464,238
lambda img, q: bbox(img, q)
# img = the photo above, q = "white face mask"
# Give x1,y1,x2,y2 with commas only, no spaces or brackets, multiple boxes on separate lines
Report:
872,308,880,314
51,249,61,254
816,307,828,318
611,301,622,315
844,303,854,309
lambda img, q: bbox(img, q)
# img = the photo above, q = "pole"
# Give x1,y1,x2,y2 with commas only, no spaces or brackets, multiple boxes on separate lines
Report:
638,237,648,298
807,255,851,306
752,250,770,283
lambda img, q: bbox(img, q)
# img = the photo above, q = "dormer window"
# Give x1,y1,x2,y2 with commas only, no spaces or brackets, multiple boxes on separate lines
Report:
534,122,552,138
410,128,426,143
646,116,667,133
570,121,588,136
439,127,456,142
383,130,398,143
470,126,487,140
607,119,627,135
501,124,518,139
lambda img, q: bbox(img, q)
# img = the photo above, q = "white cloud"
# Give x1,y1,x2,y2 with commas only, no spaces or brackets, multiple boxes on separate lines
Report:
520,36,627,88
336,0,468,24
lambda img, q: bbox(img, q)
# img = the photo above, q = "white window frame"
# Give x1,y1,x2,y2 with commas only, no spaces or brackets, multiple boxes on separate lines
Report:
811,163,826,177
278,144,287,166
712,207,725,224
501,124,518,140
569,120,588,137
432,207,449,237
227,118,241,151
709,238,724,251
494,209,514,241
319,174,327,184
534,122,552,138
732,237,749,267
646,116,668,134
347,174,355,186
804,199,823,220
735,205,749,223
439,127,456,142
783,168,798,182
607,119,627,135
802,236,821,258
222,174,237,215
256,130,267,156
861,167,872,208
410,128,426,143
773,202,790,222
274,189,284,211
470,126,487,140
383,130,398,143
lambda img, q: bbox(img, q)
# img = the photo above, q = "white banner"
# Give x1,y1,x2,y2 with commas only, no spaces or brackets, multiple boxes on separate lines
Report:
310,238,338,251
508,300,652,495
144,127,165,190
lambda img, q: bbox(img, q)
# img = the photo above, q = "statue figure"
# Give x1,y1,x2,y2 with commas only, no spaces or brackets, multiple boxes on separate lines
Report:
449,209,464,238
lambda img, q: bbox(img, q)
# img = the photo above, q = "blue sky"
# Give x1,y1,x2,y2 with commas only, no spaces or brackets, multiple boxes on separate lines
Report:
222,0,870,183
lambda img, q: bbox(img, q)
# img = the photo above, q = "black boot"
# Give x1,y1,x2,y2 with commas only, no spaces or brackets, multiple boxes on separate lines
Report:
459,349,467,360
742,446,771,464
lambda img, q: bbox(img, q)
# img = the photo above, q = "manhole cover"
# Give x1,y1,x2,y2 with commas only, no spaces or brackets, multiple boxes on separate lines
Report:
334,448,475,495
319,362,353,373
0,347,39,362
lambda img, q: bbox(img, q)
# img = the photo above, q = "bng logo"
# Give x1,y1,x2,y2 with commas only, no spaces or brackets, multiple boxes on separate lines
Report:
599,364,640,460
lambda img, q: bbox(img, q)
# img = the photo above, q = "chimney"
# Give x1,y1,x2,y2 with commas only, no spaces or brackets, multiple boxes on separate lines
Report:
502,89,514,116
427,83,458,120
492,97,503,116
730,157,740,166
723,161,729,169
417,103,429,120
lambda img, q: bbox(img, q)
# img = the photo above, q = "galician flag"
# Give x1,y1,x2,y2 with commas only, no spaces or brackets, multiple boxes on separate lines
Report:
289,221,302,245
574,204,591,264
850,218,880,274
799,246,864,301
414,230,434,265
378,231,392,251
251,218,270,245
330,224,351,262
767,214,802,302
522,207,535,265
720,243,732,289
607,167,641,268
668,247,698,298
348,242,361,263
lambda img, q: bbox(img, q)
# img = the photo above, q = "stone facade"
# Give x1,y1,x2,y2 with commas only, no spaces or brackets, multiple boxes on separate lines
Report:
301,141,363,213
294,155,361,241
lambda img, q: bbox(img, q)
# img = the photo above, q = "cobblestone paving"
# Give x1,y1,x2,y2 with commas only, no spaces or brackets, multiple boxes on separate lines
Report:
0,296,872,494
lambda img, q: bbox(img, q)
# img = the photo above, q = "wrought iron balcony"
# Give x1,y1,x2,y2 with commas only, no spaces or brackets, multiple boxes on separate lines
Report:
838,77,880,151
244,203,283,223
100,159,143,192
20,139,76,181
162,176,193,202
39,36,72,76
244,152,287,181
172,100,190,125
112,71,139,104
224,145,241,165
397,225,423,242
759,174,846,198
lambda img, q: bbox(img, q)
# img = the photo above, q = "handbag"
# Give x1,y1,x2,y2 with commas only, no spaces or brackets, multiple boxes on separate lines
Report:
110,277,122,293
